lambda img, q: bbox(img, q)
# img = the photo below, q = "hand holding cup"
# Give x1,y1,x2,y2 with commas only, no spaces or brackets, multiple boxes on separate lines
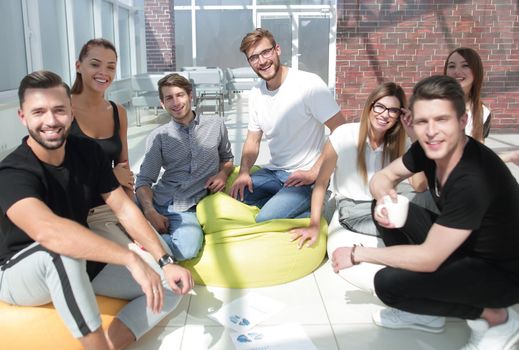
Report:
375,194,409,228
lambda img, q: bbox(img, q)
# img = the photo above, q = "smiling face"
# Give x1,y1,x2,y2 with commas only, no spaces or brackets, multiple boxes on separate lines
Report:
75,45,117,93
246,37,281,83
412,98,467,167
368,95,401,137
445,52,474,96
160,85,193,125
19,86,73,151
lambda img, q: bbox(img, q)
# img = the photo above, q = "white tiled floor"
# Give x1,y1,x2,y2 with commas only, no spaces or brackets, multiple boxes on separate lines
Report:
126,97,519,350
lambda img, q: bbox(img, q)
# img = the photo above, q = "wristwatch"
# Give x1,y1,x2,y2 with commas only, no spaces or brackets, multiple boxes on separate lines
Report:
158,254,176,268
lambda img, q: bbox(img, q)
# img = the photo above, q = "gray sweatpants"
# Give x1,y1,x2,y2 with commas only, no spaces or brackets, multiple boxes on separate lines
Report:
0,241,181,340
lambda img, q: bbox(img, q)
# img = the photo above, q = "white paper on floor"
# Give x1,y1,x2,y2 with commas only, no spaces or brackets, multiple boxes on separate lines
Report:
229,323,317,350
208,292,284,332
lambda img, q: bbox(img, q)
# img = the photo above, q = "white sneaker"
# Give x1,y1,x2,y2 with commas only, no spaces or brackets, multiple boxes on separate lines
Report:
372,308,445,333
460,318,488,350
461,308,519,350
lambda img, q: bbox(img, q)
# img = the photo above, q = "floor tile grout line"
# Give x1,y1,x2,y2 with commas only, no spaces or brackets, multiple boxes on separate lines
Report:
178,292,195,350
312,261,341,350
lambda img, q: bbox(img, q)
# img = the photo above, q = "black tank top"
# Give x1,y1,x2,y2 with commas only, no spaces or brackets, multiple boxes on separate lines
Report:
69,100,123,207
69,100,122,166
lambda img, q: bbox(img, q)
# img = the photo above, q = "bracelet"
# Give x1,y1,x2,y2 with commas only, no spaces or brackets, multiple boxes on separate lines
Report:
350,244,361,265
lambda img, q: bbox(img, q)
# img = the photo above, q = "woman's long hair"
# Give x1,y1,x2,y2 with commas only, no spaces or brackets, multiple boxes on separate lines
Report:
356,82,407,184
71,38,118,94
443,47,484,141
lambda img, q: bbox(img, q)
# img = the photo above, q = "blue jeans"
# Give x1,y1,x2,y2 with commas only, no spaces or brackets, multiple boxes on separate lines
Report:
154,204,203,261
243,168,312,222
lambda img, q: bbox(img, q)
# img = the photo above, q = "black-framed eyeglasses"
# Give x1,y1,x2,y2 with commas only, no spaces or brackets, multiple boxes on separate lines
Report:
247,46,276,65
372,103,402,119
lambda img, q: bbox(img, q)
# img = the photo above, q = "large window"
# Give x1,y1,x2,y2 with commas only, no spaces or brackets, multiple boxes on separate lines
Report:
38,0,70,82
0,0,144,155
173,1,336,87
174,10,193,68
298,15,330,84
118,6,131,78
134,8,146,75
73,0,95,57
0,1,27,92
0,0,143,95
195,9,253,68
196,0,251,4
102,0,115,43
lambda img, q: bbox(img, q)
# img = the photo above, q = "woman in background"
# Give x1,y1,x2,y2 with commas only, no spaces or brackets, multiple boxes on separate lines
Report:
70,39,137,249
444,47,491,142
444,48,519,166
70,38,133,197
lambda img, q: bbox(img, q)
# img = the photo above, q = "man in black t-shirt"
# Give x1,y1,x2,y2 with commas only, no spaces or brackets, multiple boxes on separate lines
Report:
0,71,194,350
331,76,519,350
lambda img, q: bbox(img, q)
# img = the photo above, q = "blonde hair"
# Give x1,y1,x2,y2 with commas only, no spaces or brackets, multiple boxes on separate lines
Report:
357,82,407,184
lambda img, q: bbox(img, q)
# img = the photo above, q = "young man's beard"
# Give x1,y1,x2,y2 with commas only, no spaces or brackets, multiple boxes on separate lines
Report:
28,127,68,150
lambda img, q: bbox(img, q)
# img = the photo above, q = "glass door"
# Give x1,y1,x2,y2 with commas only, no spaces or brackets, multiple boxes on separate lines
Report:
258,11,332,85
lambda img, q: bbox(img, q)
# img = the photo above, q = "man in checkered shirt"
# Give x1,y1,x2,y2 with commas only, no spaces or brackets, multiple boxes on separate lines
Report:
135,73,234,261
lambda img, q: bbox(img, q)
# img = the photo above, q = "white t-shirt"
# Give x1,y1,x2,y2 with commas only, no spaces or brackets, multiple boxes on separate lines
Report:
248,68,340,171
465,104,491,137
329,123,383,201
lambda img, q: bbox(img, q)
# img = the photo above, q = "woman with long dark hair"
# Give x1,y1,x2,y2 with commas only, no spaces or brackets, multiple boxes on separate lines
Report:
70,39,136,248
444,47,491,142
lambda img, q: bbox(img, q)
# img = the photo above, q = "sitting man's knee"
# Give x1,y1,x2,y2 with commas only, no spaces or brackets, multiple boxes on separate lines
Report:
374,267,401,307
175,228,204,261
255,211,272,223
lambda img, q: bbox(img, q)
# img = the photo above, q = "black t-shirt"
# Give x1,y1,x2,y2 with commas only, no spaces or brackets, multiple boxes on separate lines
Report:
403,137,519,272
0,135,119,266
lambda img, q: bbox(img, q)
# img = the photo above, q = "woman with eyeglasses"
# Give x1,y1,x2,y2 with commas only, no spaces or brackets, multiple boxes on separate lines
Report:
291,82,426,291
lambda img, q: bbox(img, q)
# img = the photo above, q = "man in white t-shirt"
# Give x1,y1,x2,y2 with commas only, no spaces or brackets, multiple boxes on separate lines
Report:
230,28,345,222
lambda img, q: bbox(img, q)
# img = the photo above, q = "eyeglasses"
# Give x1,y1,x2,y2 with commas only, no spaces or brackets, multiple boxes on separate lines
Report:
372,103,402,119
247,46,276,65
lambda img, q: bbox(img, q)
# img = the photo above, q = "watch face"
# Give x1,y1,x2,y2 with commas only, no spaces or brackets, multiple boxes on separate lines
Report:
159,254,175,267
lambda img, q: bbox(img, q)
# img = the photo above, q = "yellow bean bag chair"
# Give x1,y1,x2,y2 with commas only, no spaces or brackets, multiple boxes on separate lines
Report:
0,296,128,350
180,176,328,288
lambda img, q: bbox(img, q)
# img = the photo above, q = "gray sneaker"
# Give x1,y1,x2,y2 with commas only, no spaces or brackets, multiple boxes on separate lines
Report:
461,308,519,350
372,308,445,333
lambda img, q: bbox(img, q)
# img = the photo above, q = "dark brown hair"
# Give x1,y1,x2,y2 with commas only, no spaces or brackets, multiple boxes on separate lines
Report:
157,73,193,101
443,47,484,140
410,75,466,119
71,38,118,94
18,70,71,107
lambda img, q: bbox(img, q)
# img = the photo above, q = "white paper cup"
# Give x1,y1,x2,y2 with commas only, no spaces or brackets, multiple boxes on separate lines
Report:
375,194,410,228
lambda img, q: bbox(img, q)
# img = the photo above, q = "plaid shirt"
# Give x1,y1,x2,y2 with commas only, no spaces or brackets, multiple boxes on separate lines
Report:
135,113,233,211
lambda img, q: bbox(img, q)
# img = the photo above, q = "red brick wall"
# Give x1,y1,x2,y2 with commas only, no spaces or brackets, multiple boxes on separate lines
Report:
145,0,175,72
336,0,519,131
